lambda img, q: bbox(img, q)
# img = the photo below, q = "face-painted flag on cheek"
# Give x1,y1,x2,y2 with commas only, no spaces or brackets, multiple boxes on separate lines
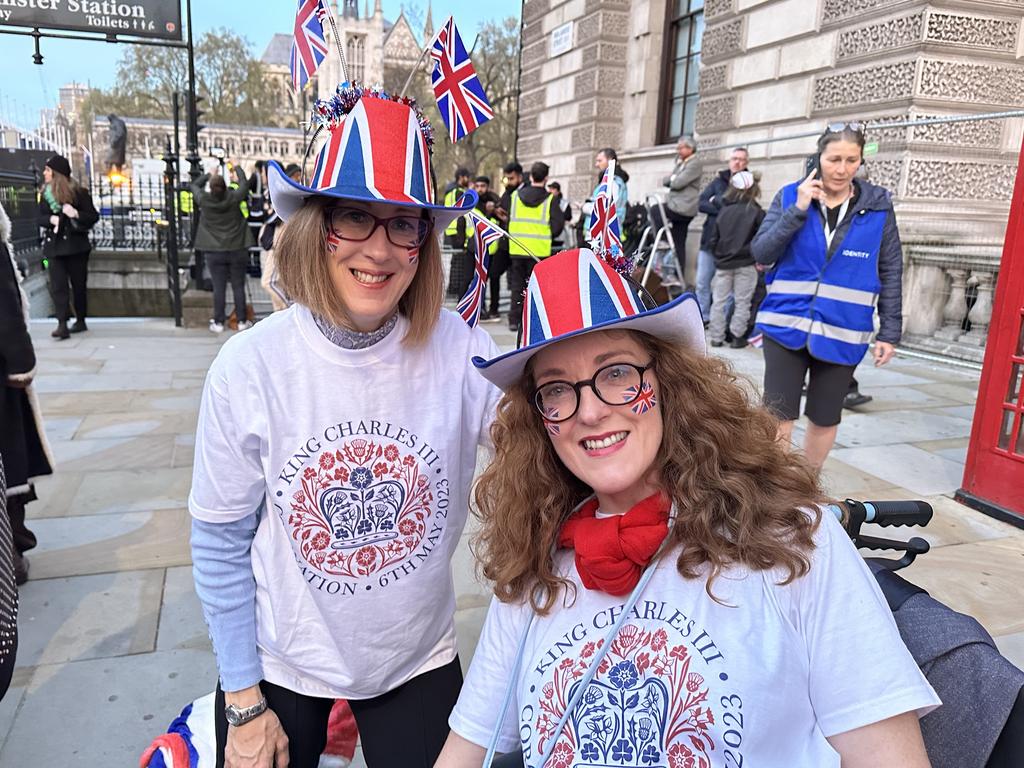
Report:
429,16,494,143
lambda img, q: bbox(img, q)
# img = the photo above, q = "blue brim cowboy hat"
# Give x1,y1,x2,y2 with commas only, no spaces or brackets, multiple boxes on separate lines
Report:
268,86,476,229
474,247,707,390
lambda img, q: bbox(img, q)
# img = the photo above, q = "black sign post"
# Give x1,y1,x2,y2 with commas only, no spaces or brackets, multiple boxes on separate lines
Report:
0,0,182,41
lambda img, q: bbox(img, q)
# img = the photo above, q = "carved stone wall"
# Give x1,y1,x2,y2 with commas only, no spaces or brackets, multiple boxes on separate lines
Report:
702,19,744,61
925,12,1019,51
918,59,1024,105
699,63,729,95
812,61,917,112
906,159,1017,199
823,0,917,25
695,95,736,133
704,0,734,21
837,12,924,60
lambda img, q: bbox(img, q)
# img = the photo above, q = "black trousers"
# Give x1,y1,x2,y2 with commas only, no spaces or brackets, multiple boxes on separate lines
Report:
488,248,510,315
206,250,249,325
215,656,463,768
49,251,89,324
507,257,535,328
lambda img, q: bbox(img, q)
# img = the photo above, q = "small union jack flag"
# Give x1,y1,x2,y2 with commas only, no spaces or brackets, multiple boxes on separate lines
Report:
291,0,329,91
456,214,505,327
429,16,494,143
588,166,623,253
747,332,764,349
623,381,657,415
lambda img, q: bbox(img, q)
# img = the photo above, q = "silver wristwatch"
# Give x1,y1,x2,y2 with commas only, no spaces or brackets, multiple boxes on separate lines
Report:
224,696,268,727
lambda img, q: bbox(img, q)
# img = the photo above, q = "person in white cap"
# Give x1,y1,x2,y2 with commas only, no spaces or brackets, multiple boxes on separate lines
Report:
435,247,936,768
705,169,765,349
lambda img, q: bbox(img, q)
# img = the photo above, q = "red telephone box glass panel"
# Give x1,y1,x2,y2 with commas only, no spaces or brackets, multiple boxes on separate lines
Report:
960,138,1024,522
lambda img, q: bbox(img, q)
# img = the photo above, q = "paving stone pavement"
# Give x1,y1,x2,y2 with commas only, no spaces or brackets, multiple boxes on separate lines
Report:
2,316,1022,766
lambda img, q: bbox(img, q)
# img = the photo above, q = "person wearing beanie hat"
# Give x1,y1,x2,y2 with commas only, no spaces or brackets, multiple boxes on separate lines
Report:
189,82,497,767
36,154,98,340
435,247,936,768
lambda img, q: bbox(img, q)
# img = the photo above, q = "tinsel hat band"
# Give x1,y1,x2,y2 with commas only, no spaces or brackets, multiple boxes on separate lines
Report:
267,81,477,224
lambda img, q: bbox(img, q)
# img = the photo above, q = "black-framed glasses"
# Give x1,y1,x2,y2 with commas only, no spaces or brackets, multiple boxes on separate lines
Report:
826,121,865,135
534,362,654,423
324,206,432,249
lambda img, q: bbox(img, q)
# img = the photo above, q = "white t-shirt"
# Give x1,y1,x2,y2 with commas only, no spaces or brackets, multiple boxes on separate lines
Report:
189,305,501,699
451,511,939,767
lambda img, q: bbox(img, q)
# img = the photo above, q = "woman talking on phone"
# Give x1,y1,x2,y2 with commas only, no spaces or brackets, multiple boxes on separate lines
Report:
751,123,903,468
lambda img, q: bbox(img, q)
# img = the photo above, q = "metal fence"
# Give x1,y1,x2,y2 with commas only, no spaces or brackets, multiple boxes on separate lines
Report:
88,175,192,252
0,169,45,278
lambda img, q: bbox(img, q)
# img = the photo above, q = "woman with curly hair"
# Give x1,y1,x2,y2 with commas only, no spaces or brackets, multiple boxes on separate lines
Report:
436,248,937,768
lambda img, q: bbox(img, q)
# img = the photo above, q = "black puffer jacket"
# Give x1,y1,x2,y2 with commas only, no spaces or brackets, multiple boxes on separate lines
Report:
36,186,98,257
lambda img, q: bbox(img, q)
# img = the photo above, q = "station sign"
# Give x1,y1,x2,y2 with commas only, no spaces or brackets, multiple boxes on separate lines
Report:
0,0,183,41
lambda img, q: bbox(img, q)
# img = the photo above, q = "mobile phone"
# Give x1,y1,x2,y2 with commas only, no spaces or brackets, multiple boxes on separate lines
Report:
210,146,226,160
804,153,820,178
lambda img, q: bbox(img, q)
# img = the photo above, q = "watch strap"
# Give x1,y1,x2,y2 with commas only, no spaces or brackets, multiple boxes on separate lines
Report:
225,696,268,726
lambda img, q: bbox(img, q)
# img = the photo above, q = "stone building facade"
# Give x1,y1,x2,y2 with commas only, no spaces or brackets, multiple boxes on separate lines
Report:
517,0,1024,359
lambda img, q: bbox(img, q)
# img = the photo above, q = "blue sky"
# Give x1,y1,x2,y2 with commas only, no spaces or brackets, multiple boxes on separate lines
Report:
0,1,520,123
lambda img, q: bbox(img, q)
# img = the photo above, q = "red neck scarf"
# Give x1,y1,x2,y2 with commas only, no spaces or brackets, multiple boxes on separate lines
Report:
558,492,670,596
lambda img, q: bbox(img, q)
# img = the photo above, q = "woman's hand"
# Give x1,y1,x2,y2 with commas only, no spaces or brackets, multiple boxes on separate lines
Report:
795,169,823,211
873,341,896,367
224,707,289,768
61,203,79,219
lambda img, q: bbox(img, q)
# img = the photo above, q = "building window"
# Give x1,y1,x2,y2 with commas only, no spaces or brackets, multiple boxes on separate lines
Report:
347,34,366,84
661,0,704,144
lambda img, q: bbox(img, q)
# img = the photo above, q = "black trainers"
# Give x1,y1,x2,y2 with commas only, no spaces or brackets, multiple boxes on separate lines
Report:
844,392,873,409
710,340,724,347
70,319,88,333
729,336,748,349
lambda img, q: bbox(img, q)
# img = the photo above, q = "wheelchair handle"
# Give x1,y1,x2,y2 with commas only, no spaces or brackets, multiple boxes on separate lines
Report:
850,499,933,528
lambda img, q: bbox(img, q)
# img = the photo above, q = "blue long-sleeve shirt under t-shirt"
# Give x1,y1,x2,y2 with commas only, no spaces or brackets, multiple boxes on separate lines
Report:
191,512,262,691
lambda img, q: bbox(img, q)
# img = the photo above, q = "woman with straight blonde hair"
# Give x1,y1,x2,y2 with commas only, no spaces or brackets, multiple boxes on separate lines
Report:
189,86,499,768
437,248,937,768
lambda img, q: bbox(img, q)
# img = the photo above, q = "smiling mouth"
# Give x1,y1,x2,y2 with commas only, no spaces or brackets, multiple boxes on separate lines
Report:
581,431,628,451
351,269,391,285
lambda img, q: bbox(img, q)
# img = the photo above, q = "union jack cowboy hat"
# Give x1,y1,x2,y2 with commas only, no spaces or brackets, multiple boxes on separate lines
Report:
474,248,706,390
267,87,477,227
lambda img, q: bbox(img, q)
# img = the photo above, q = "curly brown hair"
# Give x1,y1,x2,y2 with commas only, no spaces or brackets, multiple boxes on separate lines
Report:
473,330,826,615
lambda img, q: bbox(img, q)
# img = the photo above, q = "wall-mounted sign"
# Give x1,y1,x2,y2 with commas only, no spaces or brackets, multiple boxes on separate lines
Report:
0,0,183,41
550,21,573,57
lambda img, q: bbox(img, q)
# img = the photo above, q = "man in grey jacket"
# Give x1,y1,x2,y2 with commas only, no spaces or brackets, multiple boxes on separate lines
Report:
660,136,701,274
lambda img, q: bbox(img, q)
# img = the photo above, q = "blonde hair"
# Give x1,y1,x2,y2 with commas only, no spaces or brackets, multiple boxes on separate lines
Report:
273,197,444,345
473,330,825,614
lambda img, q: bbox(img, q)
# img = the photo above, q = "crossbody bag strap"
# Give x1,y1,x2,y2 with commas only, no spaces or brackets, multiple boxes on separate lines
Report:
483,560,660,768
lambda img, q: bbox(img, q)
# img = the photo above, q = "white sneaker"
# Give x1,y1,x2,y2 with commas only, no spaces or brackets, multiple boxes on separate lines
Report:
236,320,253,331
209,320,225,333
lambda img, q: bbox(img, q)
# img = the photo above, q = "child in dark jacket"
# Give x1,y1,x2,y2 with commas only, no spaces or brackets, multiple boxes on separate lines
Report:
706,170,764,348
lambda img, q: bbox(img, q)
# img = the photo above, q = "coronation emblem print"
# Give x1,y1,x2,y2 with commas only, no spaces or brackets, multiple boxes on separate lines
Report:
275,421,450,595
518,602,745,768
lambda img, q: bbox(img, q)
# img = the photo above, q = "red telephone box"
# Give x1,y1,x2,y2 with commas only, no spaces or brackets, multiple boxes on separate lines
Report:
958,136,1024,526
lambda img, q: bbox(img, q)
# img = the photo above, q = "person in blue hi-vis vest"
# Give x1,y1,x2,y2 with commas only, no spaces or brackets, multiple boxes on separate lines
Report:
751,124,903,468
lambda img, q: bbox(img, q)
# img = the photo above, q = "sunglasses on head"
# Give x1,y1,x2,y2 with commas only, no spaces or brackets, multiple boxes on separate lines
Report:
826,121,865,135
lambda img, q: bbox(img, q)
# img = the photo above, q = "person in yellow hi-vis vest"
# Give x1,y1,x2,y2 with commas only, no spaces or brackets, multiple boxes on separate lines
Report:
441,167,472,298
467,175,504,321
506,161,564,331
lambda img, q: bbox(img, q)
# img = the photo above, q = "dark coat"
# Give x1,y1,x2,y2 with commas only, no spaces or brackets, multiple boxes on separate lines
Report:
0,221,53,495
698,169,731,249
0,455,18,698
36,185,98,258
751,179,904,344
191,171,254,253
706,198,765,269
